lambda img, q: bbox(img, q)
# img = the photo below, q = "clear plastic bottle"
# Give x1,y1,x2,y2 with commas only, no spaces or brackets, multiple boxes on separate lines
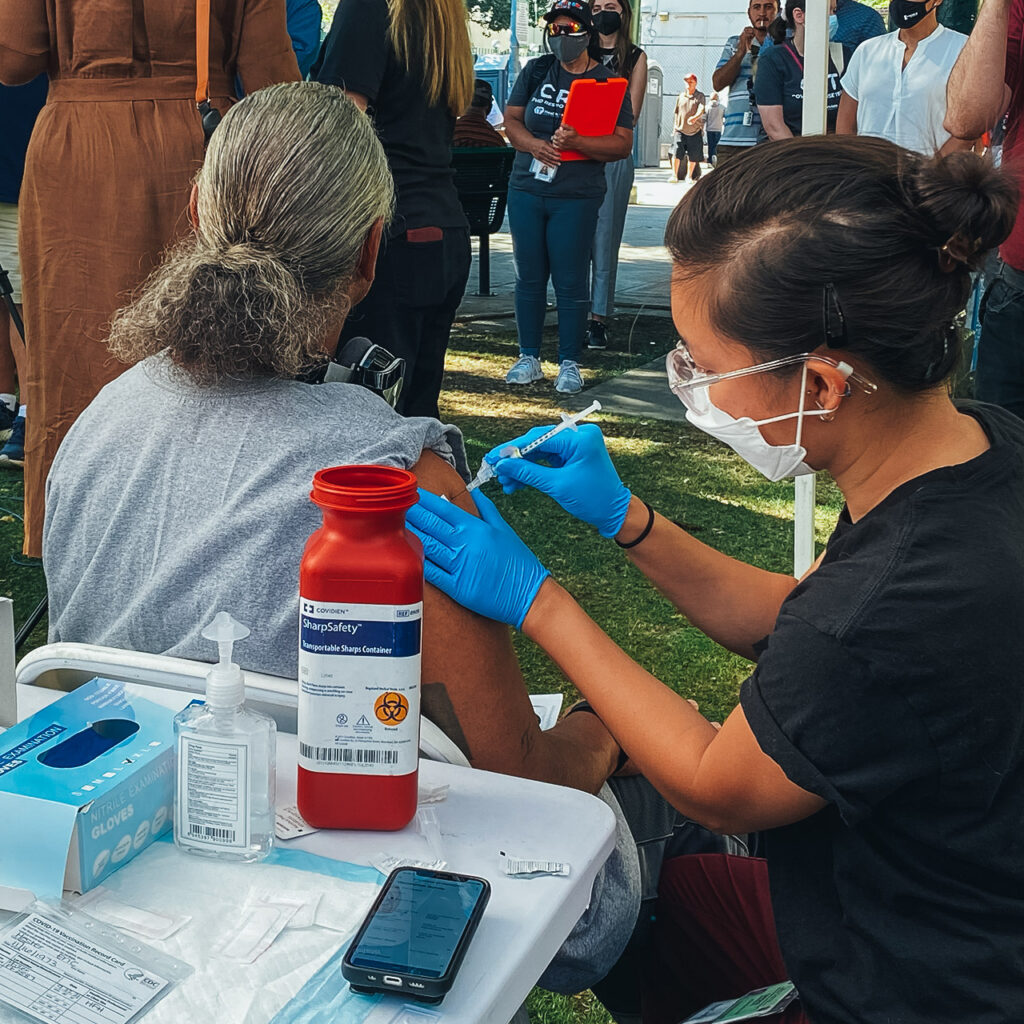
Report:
174,613,276,862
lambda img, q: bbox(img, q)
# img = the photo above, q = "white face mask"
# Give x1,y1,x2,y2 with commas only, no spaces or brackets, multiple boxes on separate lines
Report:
678,362,823,481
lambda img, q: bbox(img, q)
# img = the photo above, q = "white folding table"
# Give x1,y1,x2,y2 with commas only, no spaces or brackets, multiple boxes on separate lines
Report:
3,674,616,1024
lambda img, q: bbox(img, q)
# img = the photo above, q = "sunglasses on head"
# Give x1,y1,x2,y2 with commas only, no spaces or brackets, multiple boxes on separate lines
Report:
546,19,586,34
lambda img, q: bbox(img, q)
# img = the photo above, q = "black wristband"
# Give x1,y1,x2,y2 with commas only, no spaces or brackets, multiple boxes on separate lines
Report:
565,700,630,773
615,500,655,549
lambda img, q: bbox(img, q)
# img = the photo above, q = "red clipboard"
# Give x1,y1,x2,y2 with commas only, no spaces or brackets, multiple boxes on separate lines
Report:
559,76,629,162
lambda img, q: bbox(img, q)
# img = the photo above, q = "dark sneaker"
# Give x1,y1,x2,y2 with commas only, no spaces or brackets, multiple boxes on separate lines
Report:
0,404,15,443
0,415,25,468
586,321,608,350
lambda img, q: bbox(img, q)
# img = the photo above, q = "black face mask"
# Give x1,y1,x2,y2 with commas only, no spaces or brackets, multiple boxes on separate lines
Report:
549,34,590,63
890,0,935,28
592,10,622,35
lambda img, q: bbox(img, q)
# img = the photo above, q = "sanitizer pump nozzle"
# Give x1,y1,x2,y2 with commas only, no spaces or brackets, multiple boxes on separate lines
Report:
174,611,276,861
201,612,249,710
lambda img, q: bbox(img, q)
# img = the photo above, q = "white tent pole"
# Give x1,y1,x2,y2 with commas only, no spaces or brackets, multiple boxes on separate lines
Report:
792,0,830,578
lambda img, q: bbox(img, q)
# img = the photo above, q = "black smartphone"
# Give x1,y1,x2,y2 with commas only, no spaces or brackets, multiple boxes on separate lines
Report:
341,867,491,1004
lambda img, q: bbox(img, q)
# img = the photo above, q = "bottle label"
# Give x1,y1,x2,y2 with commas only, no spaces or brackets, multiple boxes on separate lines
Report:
298,599,422,776
177,736,250,850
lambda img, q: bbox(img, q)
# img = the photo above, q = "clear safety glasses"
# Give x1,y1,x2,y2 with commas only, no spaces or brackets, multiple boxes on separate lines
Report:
667,343,878,417
546,19,586,34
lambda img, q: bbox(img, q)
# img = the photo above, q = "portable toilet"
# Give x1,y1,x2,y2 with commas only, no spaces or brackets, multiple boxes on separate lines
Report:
474,54,511,110
634,60,663,167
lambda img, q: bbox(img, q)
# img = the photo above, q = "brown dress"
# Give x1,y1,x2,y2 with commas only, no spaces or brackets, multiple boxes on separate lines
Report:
0,0,300,555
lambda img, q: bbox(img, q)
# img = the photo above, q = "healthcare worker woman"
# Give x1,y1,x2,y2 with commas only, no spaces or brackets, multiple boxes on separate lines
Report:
408,136,1024,1024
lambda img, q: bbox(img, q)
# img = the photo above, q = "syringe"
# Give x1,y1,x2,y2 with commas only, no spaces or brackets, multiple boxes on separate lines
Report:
466,400,602,492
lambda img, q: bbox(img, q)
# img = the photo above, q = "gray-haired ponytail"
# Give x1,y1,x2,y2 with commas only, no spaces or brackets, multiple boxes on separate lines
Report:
108,82,394,382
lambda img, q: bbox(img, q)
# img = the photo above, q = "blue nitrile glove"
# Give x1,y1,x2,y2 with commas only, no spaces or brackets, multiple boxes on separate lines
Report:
484,423,632,538
406,489,550,629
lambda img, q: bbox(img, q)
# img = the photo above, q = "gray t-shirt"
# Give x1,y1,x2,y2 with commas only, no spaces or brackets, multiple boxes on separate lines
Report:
43,355,469,679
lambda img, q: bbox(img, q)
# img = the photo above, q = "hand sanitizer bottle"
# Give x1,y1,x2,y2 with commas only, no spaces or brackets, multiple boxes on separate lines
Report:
174,612,276,861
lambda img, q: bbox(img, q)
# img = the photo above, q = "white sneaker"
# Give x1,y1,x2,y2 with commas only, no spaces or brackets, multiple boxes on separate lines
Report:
505,354,544,385
554,360,584,394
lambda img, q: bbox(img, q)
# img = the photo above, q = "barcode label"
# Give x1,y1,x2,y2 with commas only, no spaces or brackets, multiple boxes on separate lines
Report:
188,824,236,843
299,743,399,765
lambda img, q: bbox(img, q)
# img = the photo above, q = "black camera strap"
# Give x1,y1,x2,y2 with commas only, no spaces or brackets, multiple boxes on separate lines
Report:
0,264,25,344
195,0,221,142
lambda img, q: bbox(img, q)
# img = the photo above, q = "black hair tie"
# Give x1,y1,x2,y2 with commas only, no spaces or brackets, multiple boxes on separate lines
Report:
615,500,655,549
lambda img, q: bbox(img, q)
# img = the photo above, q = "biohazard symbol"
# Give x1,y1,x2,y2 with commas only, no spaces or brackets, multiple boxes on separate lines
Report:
374,692,409,724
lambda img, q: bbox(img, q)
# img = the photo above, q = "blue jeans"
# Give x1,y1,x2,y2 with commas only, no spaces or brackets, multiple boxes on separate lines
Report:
507,187,604,364
707,130,722,161
977,257,1024,420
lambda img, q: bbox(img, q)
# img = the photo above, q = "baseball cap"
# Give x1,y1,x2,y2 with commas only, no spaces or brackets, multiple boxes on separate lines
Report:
472,79,493,108
684,72,698,81
543,0,594,30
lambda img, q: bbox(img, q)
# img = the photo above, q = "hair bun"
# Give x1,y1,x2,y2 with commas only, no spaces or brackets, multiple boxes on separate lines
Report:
911,151,1019,271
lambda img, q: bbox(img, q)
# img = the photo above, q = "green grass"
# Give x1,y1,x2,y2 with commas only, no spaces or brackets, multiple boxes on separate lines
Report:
0,313,846,1024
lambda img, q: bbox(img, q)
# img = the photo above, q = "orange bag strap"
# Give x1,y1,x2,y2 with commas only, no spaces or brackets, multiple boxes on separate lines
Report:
195,0,211,108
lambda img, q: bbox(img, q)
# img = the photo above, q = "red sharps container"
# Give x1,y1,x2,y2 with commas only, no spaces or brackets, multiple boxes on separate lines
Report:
298,466,422,830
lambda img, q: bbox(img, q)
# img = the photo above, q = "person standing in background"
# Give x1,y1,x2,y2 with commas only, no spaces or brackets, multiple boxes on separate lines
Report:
945,0,1024,418
0,0,300,558
316,0,474,420
713,0,780,166
672,74,705,182
585,0,647,351
501,0,633,395
0,76,47,468
833,0,885,50
837,0,972,154
705,91,724,164
756,0,849,140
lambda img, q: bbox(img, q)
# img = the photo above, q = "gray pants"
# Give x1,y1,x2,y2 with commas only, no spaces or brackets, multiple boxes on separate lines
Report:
590,156,635,319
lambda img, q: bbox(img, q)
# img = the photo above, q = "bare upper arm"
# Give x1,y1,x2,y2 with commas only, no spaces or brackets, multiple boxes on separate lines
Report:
836,91,857,134
409,451,550,775
691,705,826,834
629,51,648,121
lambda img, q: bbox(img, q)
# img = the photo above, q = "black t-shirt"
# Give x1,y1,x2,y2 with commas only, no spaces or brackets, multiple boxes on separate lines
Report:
741,402,1024,1024
315,0,467,237
753,41,850,137
597,43,644,80
506,56,633,199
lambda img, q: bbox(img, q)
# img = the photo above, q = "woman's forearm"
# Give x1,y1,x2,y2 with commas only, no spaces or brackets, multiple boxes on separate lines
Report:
503,109,539,154
945,0,1012,139
758,105,793,141
567,132,633,161
615,496,797,659
522,580,723,818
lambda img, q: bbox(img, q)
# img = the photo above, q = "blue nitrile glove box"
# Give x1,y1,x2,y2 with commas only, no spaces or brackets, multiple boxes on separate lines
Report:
0,678,182,902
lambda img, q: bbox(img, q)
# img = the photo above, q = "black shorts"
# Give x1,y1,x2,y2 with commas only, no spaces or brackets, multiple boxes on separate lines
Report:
675,132,704,162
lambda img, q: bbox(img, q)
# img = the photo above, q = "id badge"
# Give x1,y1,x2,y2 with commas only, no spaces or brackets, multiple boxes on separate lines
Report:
530,157,558,183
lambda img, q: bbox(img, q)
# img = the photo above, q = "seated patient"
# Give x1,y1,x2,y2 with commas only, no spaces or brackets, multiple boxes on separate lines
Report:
44,82,621,794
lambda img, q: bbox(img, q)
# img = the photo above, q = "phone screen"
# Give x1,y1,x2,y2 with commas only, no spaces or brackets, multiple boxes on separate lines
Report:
348,871,487,978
